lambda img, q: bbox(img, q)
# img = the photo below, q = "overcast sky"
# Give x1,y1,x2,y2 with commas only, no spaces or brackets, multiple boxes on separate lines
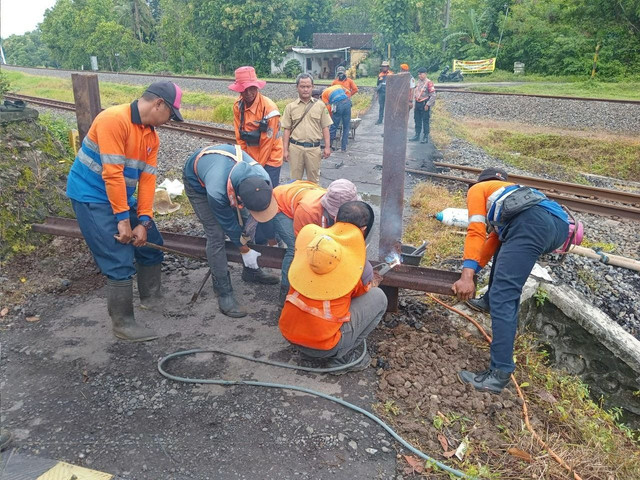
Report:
1,0,57,38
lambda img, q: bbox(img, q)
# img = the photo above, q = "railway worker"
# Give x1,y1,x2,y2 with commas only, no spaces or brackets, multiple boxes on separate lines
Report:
66,81,183,342
272,178,360,302
183,144,279,318
375,60,393,125
230,66,283,189
282,73,332,184
409,67,436,144
278,201,387,374
331,66,359,98
452,168,569,393
321,84,352,152
399,63,416,111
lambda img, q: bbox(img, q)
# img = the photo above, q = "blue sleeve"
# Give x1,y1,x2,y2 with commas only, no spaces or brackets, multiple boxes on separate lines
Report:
462,259,480,272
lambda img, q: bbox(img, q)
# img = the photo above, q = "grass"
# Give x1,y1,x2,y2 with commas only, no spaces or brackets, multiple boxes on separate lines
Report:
403,183,467,266
4,71,371,124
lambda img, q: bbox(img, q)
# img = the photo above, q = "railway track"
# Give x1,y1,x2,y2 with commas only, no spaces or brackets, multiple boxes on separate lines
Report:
5,64,640,105
5,93,236,143
406,164,640,222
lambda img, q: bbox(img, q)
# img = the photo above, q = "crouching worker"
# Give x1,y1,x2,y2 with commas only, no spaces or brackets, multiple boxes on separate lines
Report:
66,81,184,342
278,201,387,374
183,144,279,318
452,168,569,393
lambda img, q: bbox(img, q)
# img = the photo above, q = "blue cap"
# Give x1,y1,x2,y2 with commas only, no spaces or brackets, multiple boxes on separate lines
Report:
435,211,444,222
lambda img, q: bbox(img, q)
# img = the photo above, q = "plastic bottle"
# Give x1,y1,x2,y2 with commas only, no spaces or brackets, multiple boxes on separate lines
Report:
435,208,469,228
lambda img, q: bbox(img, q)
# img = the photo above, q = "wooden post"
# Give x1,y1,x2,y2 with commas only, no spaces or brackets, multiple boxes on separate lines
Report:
378,72,411,312
591,42,601,79
71,74,102,142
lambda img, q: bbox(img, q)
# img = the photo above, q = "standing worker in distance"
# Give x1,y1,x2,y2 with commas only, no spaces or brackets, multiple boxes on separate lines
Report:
321,85,352,152
279,201,387,374
331,66,358,98
399,63,415,111
409,67,436,144
452,168,570,393
183,144,280,318
66,81,183,342
282,73,332,184
375,60,393,125
230,66,283,188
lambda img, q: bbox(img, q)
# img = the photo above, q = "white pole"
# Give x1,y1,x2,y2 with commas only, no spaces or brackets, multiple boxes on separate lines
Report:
0,44,6,65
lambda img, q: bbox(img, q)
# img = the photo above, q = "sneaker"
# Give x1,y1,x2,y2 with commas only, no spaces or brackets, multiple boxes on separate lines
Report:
466,294,490,314
458,368,511,394
326,351,372,375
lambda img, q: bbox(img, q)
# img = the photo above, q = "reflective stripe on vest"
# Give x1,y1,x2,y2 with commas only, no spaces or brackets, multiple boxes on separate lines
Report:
285,291,351,324
468,214,486,224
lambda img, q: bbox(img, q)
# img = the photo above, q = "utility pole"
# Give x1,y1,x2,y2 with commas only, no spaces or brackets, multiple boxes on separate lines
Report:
0,44,6,65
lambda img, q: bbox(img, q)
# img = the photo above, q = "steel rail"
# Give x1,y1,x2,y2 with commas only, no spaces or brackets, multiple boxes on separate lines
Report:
5,93,236,142
435,162,640,206
407,169,640,222
6,65,640,105
32,217,460,296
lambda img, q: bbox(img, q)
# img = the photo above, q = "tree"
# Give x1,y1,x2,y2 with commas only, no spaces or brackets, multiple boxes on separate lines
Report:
114,0,155,45
295,0,334,45
86,21,141,71
2,30,55,67
155,0,205,72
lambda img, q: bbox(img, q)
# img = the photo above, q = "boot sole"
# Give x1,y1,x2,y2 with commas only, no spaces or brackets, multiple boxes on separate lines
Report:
465,301,490,314
113,332,159,342
220,310,248,318
457,372,505,394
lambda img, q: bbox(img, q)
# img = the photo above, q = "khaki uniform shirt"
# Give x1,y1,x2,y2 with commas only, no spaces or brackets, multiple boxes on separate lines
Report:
282,98,333,143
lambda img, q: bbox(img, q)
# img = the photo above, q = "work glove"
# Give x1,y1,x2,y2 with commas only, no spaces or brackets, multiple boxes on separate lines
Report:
241,249,261,269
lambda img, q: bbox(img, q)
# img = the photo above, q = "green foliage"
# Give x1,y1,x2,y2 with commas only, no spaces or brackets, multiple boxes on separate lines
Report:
2,30,55,67
0,72,10,97
533,286,549,308
283,59,303,78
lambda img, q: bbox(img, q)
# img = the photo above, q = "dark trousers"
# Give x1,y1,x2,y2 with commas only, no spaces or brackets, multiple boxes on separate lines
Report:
414,101,431,139
329,99,352,151
377,92,386,122
487,206,568,373
71,200,163,281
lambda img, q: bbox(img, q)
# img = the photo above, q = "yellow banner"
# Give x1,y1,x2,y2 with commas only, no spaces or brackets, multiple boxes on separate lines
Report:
453,58,496,74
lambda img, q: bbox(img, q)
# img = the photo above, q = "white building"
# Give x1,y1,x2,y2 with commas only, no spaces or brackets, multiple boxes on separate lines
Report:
271,47,350,79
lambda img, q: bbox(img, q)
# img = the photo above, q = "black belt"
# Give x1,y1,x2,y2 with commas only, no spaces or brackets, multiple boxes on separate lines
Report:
290,139,320,148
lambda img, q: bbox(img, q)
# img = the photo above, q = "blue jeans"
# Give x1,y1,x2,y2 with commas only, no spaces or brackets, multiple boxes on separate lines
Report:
264,165,281,188
71,200,164,280
272,212,296,287
488,206,568,372
329,99,352,151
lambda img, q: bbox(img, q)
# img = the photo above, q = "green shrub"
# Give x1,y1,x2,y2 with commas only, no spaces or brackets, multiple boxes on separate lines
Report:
283,59,303,78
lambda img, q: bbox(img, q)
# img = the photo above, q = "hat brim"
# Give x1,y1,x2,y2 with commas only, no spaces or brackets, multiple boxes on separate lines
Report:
228,80,267,93
170,106,184,122
289,223,366,300
247,194,278,223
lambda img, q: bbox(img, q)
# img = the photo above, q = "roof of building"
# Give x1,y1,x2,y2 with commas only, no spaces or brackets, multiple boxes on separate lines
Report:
292,47,349,55
312,33,374,50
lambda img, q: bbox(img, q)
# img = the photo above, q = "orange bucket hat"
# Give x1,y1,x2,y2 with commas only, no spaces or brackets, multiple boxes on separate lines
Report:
288,222,366,300
228,66,267,93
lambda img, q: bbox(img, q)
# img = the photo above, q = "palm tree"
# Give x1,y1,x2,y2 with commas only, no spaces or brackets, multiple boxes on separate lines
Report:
114,0,155,45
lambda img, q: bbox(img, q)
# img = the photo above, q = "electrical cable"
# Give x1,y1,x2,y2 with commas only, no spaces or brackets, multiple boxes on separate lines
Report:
157,342,476,480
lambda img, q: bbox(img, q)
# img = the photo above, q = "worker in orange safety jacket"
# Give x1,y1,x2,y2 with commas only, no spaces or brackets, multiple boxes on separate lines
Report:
279,201,387,374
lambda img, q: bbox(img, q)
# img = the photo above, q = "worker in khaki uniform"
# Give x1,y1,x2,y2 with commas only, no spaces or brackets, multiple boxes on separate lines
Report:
272,179,360,302
230,66,283,188
279,201,387,374
282,73,332,184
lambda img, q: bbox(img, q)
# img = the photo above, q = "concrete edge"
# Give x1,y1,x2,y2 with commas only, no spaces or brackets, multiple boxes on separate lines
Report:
545,283,640,376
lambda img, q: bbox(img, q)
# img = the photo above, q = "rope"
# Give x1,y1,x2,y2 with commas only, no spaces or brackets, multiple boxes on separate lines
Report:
427,294,584,480
157,342,476,479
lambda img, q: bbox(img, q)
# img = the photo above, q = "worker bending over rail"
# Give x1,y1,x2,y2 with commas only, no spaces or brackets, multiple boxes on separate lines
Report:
279,201,386,374
66,81,183,342
453,168,570,393
183,144,279,319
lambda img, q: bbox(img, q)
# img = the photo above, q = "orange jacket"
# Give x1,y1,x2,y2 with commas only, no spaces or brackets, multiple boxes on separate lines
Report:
278,280,370,350
66,102,159,220
233,92,283,168
272,181,330,235
463,180,516,270
331,77,358,97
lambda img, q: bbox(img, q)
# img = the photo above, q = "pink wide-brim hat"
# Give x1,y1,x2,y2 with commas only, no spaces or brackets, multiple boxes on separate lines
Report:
228,66,267,92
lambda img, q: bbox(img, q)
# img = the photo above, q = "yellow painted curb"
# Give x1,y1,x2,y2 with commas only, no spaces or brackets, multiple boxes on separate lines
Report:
37,461,113,480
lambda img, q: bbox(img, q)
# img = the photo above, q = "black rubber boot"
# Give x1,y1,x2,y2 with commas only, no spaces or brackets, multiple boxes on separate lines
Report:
213,272,247,318
420,135,429,144
0,429,13,451
107,278,158,342
137,263,163,310
458,369,511,394
241,266,279,285
408,134,420,142
466,294,490,314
